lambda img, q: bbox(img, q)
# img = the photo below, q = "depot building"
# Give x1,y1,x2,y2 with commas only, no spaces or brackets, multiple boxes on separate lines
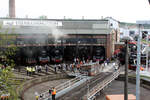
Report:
0,17,120,60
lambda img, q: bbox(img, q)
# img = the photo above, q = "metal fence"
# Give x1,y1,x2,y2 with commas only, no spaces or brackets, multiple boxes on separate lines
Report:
39,76,83,100
87,69,120,100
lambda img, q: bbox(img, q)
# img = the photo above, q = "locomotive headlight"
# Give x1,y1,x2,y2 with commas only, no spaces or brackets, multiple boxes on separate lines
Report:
47,57,50,61
133,45,136,49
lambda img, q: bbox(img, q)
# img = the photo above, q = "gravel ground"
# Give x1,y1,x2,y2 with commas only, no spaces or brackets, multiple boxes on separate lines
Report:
96,80,150,100
23,79,70,100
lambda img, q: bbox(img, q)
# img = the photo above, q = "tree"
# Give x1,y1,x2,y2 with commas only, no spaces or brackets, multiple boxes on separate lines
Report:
0,66,18,99
39,15,48,19
0,22,19,100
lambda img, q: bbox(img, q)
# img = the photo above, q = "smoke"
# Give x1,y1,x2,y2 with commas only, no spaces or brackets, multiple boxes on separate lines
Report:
1,19,68,60
47,21,68,44
50,25,63,40
2,19,67,46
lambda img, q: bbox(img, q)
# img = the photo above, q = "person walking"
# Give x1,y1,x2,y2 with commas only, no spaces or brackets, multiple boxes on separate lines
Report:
45,64,48,73
51,87,56,100
39,65,42,72
54,64,57,73
28,67,31,76
35,92,39,100
26,66,29,76
32,66,35,75
31,67,33,76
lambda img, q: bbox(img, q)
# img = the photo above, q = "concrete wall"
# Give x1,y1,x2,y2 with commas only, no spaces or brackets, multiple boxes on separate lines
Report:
16,73,71,100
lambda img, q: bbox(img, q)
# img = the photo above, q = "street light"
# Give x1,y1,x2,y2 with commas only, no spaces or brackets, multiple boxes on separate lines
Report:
146,34,149,71
121,36,133,100
135,24,142,100
136,21,149,100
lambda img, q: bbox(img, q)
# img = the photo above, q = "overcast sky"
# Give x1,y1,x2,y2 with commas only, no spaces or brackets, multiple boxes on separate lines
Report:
0,0,150,23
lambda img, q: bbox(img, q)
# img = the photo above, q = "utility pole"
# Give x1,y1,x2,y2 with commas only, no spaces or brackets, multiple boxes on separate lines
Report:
146,34,149,71
136,24,141,100
124,40,128,100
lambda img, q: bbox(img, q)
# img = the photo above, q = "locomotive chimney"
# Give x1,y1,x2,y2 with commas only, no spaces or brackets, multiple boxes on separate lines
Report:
9,0,16,18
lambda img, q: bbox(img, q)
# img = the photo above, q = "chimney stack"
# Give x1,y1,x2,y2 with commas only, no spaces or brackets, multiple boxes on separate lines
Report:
9,0,15,18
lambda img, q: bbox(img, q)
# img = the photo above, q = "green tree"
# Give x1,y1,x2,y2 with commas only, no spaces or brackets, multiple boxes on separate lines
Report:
39,15,47,19
0,66,18,99
0,22,19,100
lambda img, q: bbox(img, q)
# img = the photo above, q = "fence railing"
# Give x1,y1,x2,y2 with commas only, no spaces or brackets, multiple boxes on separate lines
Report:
87,69,120,100
39,62,119,100
39,76,83,100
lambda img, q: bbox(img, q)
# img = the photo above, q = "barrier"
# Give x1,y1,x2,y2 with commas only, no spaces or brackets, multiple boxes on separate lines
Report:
87,69,120,100
39,76,83,100
16,73,69,100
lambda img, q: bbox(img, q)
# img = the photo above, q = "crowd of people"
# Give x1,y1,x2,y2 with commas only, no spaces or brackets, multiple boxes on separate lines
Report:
24,57,96,77
53,57,91,73
26,64,49,76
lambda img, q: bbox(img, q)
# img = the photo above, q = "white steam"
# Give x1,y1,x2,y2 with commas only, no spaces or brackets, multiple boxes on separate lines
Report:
51,26,63,40
48,22,65,42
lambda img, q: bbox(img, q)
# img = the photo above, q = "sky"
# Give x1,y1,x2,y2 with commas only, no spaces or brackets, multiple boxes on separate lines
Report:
0,0,150,23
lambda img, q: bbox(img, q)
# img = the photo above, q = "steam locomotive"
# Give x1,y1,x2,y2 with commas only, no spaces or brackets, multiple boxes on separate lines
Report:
50,48,63,63
20,47,37,65
15,47,50,65
93,46,105,63
117,40,146,70
38,49,50,64
117,41,137,66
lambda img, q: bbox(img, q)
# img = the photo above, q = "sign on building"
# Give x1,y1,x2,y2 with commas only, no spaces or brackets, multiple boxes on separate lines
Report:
3,19,62,27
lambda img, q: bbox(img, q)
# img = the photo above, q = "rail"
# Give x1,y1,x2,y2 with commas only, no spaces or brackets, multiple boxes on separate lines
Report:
39,76,83,100
87,69,120,100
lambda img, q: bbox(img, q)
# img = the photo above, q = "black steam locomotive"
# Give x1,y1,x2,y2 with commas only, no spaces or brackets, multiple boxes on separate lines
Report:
38,49,50,64
50,48,63,63
15,47,50,65
93,46,105,63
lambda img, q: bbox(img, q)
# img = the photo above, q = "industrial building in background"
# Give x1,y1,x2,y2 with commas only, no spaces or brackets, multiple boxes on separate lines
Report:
0,17,120,65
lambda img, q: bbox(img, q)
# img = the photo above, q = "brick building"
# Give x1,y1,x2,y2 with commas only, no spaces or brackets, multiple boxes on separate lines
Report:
0,18,120,60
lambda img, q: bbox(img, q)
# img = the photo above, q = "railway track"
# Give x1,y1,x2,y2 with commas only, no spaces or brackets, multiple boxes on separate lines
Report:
57,72,113,100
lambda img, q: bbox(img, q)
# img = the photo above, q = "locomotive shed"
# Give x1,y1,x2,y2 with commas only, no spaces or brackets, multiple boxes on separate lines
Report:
0,18,120,65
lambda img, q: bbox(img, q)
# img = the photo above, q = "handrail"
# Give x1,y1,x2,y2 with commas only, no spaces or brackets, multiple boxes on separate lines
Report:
87,69,120,100
39,61,119,100
39,76,83,100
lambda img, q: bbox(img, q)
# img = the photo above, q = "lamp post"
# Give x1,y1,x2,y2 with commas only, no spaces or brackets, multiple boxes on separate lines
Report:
136,24,142,100
124,40,128,100
122,36,133,100
136,20,150,100
146,34,149,71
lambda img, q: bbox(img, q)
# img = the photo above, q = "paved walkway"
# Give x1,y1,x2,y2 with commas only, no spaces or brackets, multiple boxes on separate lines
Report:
23,79,70,100
102,80,150,100
12,65,66,100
